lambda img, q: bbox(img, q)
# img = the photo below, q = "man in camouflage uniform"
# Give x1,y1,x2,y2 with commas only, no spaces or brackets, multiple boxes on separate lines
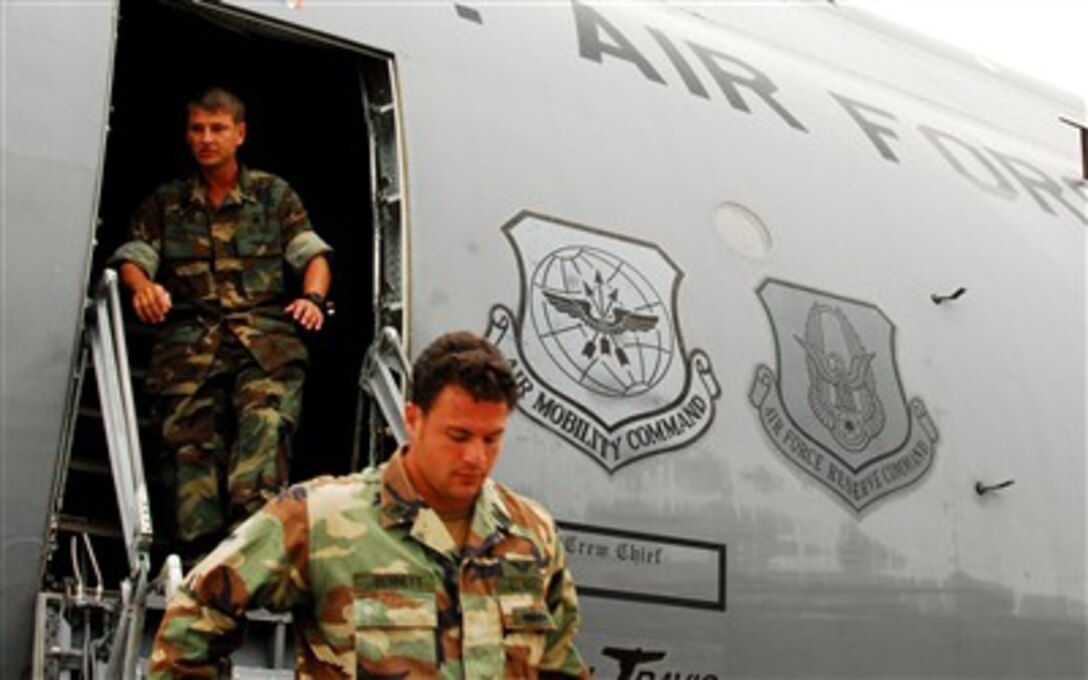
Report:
110,88,333,564
150,331,592,678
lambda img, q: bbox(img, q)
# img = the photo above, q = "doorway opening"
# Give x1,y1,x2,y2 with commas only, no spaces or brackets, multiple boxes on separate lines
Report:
56,0,404,588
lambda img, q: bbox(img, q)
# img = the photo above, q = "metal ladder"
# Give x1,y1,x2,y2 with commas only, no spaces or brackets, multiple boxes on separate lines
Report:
88,268,162,678
34,269,166,679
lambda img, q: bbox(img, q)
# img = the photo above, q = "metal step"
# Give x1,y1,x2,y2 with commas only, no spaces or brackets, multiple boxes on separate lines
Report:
58,514,125,539
78,404,153,428
65,454,165,487
67,456,111,476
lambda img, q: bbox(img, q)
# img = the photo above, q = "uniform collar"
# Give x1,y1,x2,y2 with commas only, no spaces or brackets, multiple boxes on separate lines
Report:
378,449,429,528
183,165,258,209
379,448,514,557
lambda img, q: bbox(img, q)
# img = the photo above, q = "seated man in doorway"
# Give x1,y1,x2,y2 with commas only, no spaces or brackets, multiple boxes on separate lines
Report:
149,331,592,678
109,87,333,565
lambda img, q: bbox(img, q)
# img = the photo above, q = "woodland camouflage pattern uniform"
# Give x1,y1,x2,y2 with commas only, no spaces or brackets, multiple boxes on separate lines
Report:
109,168,331,559
150,449,592,678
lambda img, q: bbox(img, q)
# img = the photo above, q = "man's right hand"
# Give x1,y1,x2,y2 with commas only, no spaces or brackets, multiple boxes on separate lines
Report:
132,283,172,324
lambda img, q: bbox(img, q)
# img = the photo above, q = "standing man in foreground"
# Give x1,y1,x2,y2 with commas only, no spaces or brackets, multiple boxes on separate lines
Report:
109,87,333,565
150,331,592,678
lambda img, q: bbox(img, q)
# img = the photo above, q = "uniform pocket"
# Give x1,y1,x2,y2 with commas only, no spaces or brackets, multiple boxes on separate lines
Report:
235,211,285,296
163,218,211,259
353,574,439,674
498,559,556,674
235,212,281,257
499,596,556,676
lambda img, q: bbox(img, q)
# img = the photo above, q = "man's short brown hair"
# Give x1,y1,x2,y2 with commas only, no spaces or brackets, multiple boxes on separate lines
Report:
411,331,519,412
187,87,246,123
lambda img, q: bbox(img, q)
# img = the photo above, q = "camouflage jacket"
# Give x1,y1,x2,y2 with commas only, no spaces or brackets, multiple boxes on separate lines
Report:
150,450,592,679
109,168,331,394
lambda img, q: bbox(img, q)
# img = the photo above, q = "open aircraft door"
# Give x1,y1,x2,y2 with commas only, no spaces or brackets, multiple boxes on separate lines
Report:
8,0,407,675
2,4,119,677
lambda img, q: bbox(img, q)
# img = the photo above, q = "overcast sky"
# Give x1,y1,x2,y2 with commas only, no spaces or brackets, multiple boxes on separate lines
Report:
844,0,1087,99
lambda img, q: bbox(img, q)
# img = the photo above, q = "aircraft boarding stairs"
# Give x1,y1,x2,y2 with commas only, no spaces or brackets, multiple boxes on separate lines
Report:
34,270,411,679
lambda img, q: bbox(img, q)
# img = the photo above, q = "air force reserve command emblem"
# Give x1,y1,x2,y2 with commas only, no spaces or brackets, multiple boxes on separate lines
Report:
749,279,938,512
486,211,720,473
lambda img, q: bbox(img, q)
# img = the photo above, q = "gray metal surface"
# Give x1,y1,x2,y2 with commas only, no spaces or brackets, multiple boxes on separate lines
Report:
216,2,1085,676
3,0,1085,676
1,2,117,677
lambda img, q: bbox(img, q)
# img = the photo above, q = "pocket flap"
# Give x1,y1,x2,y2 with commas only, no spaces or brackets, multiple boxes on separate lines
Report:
499,597,556,632
354,573,438,628
235,215,281,256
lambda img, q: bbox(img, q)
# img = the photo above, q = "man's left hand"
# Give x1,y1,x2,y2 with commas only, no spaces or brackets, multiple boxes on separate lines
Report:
286,298,325,331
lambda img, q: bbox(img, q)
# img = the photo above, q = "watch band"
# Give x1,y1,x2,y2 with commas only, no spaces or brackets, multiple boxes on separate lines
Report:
303,292,328,312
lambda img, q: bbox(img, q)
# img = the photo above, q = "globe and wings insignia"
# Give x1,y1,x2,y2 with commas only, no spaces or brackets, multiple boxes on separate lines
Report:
541,280,660,368
485,211,720,473
528,244,677,403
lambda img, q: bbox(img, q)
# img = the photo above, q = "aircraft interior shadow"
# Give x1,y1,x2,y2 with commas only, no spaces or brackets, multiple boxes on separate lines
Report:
65,0,378,585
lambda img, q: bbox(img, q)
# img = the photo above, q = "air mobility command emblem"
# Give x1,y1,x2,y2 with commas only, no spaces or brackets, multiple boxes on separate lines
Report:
749,279,938,512
486,211,720,473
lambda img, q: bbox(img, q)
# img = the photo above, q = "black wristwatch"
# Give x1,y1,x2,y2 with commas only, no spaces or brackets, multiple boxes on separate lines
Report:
303,292,331,314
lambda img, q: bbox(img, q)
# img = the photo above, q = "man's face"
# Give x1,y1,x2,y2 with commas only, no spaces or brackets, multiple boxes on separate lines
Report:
186,107,245,170
403,384,509,513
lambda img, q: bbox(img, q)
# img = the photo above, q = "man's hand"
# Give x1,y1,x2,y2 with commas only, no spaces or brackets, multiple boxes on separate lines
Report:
132,283,172,324
286,298,325,332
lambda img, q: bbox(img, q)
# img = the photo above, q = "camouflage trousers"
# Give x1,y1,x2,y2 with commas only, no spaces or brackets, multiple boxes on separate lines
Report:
155,335,305,565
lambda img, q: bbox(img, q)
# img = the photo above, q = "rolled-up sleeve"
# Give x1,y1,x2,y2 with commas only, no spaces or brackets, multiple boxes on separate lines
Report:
108,240,161,279
274,180,332,273
285,231,333,273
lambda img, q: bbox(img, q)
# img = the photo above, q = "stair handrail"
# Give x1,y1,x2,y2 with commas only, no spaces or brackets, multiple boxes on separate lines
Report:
358,326,411,466
87,268,154,573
